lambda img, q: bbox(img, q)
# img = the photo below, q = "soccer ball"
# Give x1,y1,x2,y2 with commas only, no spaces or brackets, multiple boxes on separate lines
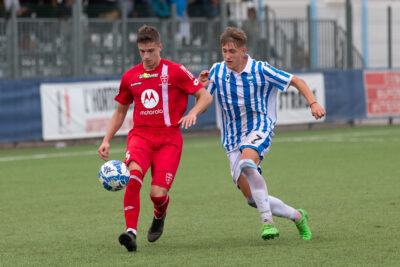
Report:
98,160,130,191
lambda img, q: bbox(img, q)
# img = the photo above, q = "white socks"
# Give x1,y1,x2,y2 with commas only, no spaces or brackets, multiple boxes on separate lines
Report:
127,228,137,235
269,196,298,222
246,193,299,222
240,159,273,224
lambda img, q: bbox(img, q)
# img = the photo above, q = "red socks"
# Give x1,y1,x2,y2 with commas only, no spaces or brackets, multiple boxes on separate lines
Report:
123,170,143,232
150,194,170,219
124,169,170,231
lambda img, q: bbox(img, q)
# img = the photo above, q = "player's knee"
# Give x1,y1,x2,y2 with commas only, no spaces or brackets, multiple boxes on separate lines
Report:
150,185,168,198
239,159,257,177
127,178,142,191
127,161,143,174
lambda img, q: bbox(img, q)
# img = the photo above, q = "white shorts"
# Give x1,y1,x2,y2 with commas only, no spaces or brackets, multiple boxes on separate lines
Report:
226,130,273,185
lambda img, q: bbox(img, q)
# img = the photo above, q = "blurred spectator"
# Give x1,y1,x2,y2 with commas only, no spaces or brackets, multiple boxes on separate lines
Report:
151,0,170,18
118,0,133,16
131,0,153,17
187,0,205,17
204,0,218,18
36,0,58,18
242,7,260,56
171,0,185,18
171,0,190,45
58,0,73,18
4,0,34,17
86,0,119,19
187,0,230,19
0,1,5,17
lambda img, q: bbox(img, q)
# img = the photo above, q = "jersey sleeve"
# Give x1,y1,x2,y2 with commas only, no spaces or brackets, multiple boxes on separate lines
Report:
176,65,204,94
261,63,293,91
206,63,218,95
114,73,133,105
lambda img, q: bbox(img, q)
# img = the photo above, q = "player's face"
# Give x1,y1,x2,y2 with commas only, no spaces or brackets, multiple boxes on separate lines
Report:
222,42,247,73
138,41,162,70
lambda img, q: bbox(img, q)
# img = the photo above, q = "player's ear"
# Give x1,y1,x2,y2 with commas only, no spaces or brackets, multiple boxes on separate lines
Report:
243,46,247,54
159,43,162,52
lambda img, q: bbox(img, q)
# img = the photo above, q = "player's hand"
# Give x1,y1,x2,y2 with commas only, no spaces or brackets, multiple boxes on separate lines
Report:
97,141,110,161
311,102,326,120
178,113,197,129
198,70,210,88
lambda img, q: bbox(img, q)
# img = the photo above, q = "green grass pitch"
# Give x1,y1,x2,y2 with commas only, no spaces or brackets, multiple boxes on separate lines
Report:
1,125,399,266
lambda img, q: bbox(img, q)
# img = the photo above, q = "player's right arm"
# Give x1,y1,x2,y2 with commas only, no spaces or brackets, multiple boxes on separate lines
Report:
97,103,130,161
290,76,326,120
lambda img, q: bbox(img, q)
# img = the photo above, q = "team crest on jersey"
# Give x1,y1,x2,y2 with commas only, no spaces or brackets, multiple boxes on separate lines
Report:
166,173,173,185
226,74,230,81
141,89,159,109
247,74,254,83
160,74,169,85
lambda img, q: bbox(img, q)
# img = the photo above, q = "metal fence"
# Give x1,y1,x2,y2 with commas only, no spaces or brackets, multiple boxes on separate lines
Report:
0,4,364,80
263,18,364,70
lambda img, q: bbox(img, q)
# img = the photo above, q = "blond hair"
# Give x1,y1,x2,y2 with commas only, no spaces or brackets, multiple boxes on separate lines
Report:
220,27,247,47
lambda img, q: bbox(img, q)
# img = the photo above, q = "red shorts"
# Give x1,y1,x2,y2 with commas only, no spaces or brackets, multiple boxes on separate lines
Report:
124,127,183,190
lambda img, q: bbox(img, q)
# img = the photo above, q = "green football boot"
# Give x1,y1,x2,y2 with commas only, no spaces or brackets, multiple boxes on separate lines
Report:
261,223,280,240
295,209,312,240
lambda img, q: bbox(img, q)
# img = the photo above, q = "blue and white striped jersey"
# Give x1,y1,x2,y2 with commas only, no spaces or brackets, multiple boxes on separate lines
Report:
206,55,293,152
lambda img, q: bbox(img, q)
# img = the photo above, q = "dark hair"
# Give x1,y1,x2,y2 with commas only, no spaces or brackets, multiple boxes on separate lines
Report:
220,27,247,47
137,25,160,44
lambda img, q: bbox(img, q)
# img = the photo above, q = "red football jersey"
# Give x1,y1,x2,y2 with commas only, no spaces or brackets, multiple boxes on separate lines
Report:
115,59,203,128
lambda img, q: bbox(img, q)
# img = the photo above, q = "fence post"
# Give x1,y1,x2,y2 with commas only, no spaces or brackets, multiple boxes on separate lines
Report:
361,0,368,68
121,2,128,73
207,20,213,67
293,20,299,69
388,6,392,69
72,0,83,77
9,4,19,79
334,21,338,68
346,0,353,69
171,4,178,63
309,0,318,69
387,6,393,124
112,21,118,74
220,0,227,33
307,5,312,69
257,0,265,39
265,5,270,61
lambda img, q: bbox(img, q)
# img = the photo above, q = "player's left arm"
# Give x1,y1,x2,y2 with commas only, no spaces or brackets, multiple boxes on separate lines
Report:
290,76,326,120
179,88,213,129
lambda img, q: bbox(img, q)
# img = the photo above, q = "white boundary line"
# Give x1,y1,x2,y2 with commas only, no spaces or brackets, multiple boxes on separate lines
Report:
0,129,399,163
0,149,122,163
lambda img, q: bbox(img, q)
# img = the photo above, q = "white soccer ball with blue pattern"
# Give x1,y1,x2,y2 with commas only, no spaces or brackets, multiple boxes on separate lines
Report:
98,160,130,191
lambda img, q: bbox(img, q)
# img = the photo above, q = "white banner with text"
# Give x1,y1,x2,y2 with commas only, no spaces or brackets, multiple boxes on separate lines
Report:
40,81,133,140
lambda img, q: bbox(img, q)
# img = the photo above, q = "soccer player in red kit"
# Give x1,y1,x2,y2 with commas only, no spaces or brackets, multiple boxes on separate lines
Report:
97,25,213,252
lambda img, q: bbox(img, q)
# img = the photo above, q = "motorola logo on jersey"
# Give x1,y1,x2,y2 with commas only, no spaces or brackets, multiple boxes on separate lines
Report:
141,89,159,109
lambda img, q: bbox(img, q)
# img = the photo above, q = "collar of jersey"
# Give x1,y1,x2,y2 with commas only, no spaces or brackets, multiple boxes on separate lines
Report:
225,54,253,75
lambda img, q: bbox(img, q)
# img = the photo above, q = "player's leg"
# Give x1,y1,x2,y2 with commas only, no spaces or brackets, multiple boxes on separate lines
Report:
147,185,169,243
147,129,183,243
238,176,300,219
119,133,152,251
239,131,279,239
239,176,311,239
237,174,257,207
228,149,257,206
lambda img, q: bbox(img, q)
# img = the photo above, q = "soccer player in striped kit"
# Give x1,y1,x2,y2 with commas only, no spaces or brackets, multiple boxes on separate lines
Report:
98,25,212,251
198,27,325,240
